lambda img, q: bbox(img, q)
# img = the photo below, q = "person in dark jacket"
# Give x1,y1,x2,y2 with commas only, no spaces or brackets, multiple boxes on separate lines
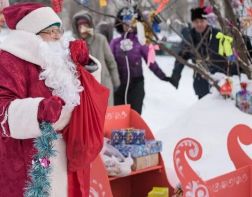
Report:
97,21,114,43
169,7,246,99
110,7,171,114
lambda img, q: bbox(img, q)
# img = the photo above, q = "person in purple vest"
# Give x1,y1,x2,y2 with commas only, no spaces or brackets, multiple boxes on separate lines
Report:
110,7,171,114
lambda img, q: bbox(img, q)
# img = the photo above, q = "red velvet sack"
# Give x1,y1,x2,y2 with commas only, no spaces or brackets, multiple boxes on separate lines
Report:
64,40,109,196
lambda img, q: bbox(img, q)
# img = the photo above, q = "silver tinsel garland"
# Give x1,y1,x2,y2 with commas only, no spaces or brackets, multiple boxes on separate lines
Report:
24,122,59,197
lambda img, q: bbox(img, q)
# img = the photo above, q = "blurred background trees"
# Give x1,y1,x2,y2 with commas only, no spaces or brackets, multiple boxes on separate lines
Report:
9,0,207,30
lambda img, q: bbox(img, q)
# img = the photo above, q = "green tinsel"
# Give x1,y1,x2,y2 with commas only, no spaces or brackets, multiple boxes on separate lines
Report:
24,122,59,197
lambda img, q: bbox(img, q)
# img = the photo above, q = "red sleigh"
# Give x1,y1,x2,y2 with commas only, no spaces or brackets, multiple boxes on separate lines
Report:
173,124,252,197
90,105,172,197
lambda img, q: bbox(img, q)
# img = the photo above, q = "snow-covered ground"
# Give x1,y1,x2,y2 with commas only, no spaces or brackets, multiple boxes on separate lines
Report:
142,55,197,187
142,55,197,133
141,55,252,188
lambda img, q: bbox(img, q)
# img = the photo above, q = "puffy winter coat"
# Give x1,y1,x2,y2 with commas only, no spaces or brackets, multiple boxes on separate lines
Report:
110,32,167,84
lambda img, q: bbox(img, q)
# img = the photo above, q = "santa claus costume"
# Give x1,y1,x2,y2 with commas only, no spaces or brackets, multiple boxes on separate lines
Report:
0,2,109,197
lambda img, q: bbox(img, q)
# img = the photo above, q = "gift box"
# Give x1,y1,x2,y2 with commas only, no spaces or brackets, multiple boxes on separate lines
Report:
148,187,169,197
114,140,162,158
236,83,252,114
111,128,145,145
132,153,159,171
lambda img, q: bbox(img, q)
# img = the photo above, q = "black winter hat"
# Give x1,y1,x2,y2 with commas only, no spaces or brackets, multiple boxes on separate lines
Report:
191,7,207,21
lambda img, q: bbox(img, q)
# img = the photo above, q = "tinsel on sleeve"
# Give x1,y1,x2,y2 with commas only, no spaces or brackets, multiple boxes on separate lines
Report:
24,122,59,197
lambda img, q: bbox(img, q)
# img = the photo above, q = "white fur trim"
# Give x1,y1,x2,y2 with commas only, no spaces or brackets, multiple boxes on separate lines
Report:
89,55,102,83
50,137,67,197
16,7,62,34
52,106,73,131
0,30,44,66
8,98,43,139
1,31,83,108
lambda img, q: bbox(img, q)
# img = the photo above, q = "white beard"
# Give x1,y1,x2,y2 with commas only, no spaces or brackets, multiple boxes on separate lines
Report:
38,36,83,108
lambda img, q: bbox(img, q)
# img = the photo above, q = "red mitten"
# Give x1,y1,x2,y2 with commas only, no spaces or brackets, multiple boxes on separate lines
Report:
38,96,65,123
69,39,89,66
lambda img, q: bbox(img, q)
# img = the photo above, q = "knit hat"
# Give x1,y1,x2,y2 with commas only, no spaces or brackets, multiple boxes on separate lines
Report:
3,2,62,33
191,7,207,21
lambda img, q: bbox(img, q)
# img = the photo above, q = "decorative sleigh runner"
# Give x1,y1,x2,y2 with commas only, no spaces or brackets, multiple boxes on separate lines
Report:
173,124,252,197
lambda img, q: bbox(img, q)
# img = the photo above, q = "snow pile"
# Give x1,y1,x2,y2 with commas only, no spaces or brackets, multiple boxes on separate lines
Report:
158,93,252,187
142,55,252,188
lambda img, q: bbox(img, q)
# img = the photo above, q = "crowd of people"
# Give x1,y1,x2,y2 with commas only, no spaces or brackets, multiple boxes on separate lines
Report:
0,2,250,197
0,4,247,113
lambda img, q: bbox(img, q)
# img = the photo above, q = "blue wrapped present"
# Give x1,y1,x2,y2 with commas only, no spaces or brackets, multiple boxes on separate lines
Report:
236,83,252,114
114,140,162,158
111,128,145,145
110,129,124,145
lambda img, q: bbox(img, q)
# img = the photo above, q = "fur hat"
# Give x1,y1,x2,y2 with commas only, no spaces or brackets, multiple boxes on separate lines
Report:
191,7,207,21
3,2,62,33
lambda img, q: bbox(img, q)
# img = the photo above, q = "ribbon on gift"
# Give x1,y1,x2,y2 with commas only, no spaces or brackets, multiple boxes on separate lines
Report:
99,0,107,7
154,0,170,15
147,44,159,66
216,32,234,57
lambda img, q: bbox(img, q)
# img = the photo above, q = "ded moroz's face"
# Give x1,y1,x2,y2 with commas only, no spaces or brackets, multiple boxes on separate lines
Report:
38,26,64,42
192,19,208,33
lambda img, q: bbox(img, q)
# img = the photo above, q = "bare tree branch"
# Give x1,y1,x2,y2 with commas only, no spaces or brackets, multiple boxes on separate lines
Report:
73,0,118,19
154,39,220,90
209,0,252,78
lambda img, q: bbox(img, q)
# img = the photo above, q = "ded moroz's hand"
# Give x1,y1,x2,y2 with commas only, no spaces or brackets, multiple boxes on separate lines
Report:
38,96,65,123
69,39,89,66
